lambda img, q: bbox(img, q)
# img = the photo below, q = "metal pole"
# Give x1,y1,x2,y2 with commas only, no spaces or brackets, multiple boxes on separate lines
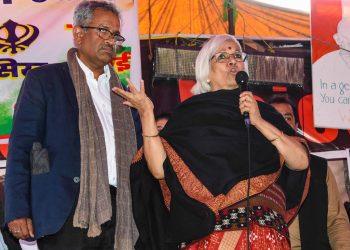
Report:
228,0,235,35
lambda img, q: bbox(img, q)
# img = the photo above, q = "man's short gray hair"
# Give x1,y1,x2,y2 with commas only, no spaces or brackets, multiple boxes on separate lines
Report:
73,0,120,27
191,34,248,95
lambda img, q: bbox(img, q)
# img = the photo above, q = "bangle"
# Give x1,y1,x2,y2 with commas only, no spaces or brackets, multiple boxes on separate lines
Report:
269,131,283,142
142,133,159,138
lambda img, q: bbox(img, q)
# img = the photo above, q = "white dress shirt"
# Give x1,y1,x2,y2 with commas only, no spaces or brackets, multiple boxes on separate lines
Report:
76,56,117,187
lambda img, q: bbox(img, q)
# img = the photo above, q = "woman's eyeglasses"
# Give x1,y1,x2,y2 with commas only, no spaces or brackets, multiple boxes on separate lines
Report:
211,51,247,63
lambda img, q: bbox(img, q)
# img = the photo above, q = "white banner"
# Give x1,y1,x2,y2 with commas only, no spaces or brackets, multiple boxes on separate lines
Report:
0,0,141,157
311,0,350,129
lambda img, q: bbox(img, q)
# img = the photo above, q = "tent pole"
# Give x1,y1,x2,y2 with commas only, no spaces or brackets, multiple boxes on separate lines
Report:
228,0,235,35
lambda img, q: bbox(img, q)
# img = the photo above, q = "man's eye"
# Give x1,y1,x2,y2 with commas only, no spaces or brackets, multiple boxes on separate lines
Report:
99,28,108,33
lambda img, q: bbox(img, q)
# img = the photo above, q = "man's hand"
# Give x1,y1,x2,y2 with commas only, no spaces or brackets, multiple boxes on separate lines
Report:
8,218,34,239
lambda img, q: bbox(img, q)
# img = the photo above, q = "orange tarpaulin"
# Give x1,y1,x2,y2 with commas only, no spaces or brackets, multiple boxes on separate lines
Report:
139,0,310,39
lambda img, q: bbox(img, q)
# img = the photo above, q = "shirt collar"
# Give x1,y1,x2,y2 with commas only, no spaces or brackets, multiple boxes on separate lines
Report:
75,53,111,81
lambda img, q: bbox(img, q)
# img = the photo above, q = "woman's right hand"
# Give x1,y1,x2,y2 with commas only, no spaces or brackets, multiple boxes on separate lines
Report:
112,79,154,116
113,79,166,179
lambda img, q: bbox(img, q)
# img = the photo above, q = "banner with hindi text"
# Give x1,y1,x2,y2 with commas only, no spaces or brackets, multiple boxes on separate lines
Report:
0,0,141,157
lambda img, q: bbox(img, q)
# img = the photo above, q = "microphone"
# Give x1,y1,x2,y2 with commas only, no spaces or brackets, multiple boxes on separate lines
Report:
235,71,250,126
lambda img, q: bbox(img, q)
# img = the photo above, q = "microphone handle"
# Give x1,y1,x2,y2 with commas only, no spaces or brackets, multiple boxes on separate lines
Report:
243,111,250,126
238,80,250,126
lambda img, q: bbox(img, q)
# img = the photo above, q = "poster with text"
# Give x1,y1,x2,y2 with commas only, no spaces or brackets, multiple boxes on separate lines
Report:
0,0,141,157
311,0,350,129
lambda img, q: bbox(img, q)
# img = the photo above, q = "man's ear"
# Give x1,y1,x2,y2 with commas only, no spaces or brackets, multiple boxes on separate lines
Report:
73,26,84,46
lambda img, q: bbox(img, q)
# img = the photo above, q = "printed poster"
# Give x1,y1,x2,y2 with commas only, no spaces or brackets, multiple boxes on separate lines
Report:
0,0,141,157
311,0,350,129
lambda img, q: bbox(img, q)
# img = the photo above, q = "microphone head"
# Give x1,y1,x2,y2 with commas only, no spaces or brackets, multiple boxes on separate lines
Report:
235,71,249,85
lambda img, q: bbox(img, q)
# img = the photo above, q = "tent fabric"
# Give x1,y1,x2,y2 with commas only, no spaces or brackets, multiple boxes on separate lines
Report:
138,0,310,40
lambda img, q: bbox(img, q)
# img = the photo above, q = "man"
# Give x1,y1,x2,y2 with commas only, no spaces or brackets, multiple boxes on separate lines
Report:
4,1,141,249
269,95,350,250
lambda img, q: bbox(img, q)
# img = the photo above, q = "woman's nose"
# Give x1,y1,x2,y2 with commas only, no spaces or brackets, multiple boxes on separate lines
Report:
228,57,237,65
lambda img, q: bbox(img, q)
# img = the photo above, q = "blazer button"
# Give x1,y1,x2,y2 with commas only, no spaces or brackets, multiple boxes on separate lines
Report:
73,177,80,183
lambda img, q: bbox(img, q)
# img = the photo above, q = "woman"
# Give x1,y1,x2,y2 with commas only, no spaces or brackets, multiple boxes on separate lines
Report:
113,34,310,249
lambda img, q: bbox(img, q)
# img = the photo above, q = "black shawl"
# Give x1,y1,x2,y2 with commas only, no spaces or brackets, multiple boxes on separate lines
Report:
131,89,309,250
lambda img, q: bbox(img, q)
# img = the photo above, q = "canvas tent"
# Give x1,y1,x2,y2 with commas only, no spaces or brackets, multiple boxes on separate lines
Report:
138,0,350,205
137,0,350,152
138,0,310,40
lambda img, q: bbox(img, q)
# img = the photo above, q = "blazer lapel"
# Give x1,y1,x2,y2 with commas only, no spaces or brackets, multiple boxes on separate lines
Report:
61,63,79,114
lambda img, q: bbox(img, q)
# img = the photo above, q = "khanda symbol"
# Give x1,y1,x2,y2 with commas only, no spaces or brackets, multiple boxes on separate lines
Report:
0,19,39,55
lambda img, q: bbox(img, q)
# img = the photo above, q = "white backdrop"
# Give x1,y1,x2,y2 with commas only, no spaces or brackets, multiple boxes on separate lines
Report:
311,0,350,129
0,0,141,154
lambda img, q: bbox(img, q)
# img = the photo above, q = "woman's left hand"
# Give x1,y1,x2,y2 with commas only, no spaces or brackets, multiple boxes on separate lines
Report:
239,91,262,126
240,92,309,170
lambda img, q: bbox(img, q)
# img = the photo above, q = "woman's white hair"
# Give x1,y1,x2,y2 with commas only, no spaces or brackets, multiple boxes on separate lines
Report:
191,34,248,95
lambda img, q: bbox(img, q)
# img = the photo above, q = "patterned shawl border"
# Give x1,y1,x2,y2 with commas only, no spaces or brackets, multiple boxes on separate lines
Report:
130,145,172,209
160,138,283,214
131,148,144,164
129,136,309,221
159,179,171,210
